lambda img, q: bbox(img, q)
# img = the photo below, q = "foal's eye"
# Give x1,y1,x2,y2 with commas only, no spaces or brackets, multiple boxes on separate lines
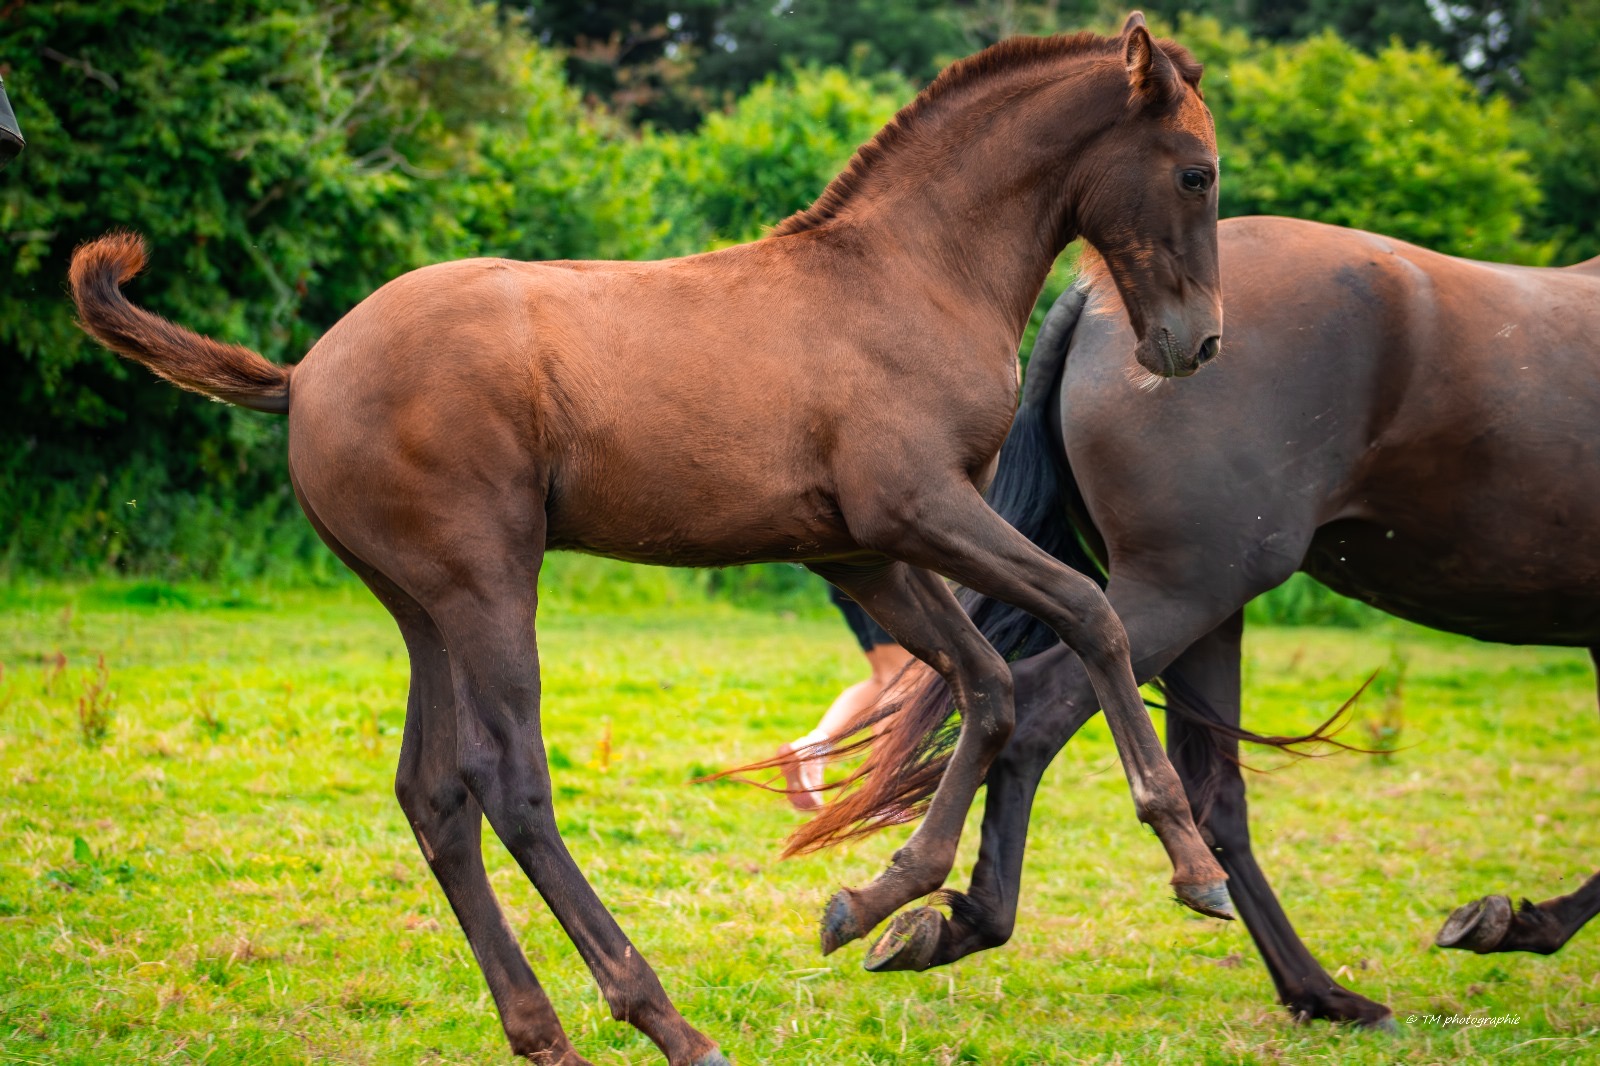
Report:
1179,168,1211,193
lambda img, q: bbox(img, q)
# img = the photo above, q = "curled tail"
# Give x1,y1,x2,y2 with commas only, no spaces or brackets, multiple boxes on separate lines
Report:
781,284,1099,856
69,232,291,413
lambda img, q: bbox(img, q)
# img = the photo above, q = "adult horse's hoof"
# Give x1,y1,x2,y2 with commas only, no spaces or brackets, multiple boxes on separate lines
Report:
690,1050,733,1066
864,906,943,972
820,889,865,956
1436,894,1512,953
1175,879,1235,920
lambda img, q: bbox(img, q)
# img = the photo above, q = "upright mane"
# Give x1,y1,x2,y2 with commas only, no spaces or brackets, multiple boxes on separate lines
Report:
770,30,1202,238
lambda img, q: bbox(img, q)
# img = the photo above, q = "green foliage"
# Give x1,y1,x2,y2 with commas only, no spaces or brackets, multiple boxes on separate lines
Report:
641,65,908,252
0,0,648,579
1,3,1592,587
1517,0,1600,262
1246,572,1388,628
1198,25,1547,262
1149,1,1542,87
517,0,1096,128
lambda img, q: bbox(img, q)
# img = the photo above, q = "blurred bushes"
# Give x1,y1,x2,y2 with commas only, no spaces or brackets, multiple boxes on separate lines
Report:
0,2,1588,624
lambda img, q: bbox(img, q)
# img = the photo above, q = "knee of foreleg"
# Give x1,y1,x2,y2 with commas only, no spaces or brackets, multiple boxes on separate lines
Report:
394,770,467,820
456,749,553,811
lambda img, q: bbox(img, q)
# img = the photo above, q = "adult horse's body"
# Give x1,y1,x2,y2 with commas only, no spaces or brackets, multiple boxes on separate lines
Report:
808,215,1600,1026
69,19,1228,1065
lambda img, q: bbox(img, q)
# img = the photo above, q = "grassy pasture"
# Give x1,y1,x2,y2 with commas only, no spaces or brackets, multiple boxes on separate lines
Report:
0,576,1596,1064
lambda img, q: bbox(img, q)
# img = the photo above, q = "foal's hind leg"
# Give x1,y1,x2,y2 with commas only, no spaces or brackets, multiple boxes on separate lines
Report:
822,485,1229,955
421,559,726,1066
390,596,593,1062
295,500,588,1062
808,559,1019,956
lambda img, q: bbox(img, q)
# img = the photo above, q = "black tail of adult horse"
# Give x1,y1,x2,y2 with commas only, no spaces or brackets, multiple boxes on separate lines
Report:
791,281,1355,855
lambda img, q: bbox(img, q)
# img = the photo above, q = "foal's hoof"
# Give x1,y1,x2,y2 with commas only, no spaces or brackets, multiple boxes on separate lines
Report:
1175,879,1235,921
690,1050,733,1066
820,889,866,956
1436,894,1512,953
864,907,943,972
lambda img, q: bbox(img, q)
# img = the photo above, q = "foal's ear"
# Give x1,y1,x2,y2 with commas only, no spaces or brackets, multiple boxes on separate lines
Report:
1121,13,1183,106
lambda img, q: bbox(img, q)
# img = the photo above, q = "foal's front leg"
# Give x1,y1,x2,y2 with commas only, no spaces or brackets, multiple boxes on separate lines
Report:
820,485,1230,956
809,559,1020,956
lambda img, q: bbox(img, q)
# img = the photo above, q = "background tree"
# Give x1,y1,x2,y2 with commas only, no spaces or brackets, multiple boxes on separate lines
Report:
1145,0,1546,87
1171,18,1546,261
1517,0,1600,261
0,0,641,577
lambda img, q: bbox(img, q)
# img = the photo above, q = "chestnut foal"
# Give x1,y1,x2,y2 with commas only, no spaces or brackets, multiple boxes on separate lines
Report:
71,16,1225,1064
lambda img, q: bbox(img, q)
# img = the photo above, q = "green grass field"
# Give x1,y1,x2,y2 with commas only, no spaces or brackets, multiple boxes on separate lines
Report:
1,577,1597,1064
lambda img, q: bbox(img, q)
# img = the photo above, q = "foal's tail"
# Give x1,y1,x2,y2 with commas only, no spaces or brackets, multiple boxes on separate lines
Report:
69,232,292,413
782,285,1097,855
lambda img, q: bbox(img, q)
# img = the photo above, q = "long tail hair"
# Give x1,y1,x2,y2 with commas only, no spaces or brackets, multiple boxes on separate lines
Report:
777,280,1362,855
69,231,292,413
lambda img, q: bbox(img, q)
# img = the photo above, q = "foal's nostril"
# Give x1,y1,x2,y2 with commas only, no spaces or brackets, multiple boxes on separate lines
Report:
1196,335,1221,365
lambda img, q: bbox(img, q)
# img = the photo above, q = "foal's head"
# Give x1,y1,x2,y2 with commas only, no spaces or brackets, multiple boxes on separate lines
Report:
1074,14,1221,378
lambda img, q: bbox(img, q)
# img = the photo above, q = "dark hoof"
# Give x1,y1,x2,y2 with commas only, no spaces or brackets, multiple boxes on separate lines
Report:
1437,894,1511,953
1367,1013,1399,1034
820,889,865,956
691,1050,732,1066
864,906,944,972
1175,879,1235,920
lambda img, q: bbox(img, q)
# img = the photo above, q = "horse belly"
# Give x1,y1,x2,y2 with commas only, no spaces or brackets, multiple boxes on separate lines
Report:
1306,518,1600,646
544,460,856,568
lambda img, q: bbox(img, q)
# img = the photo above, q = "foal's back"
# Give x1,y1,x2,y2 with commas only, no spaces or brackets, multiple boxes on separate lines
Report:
287,239,1019,569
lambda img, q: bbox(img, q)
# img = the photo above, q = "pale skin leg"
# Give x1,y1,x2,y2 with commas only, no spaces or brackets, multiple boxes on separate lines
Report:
788,642,914,803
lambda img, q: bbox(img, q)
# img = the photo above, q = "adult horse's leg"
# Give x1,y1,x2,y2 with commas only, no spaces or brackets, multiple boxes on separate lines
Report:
820,488,1230,956
420,539,726,1066
1162,613,1394,1027
1437,875,1600,955
295,496,591,1062
862,646,1101,970
1436,650,1600,955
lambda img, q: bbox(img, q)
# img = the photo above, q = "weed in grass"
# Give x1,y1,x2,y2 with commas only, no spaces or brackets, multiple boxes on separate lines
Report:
592,719,614,772
42,648,66,695
270,680,299,744
1365,646,1408,765
193,688,226,740
76,651,114,748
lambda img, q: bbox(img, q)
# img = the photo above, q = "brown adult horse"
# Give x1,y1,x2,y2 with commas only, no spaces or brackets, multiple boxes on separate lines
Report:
68,18,1228,1065
798,215,1600,1028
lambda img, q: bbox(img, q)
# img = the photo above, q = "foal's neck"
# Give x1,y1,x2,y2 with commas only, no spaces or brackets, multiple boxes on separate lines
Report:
821,61,1122,345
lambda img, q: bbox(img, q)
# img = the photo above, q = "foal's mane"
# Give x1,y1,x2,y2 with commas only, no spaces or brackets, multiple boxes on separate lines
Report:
772,30,1203,238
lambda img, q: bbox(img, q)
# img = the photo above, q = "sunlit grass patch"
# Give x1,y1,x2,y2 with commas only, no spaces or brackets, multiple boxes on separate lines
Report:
1,584,1596,1063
